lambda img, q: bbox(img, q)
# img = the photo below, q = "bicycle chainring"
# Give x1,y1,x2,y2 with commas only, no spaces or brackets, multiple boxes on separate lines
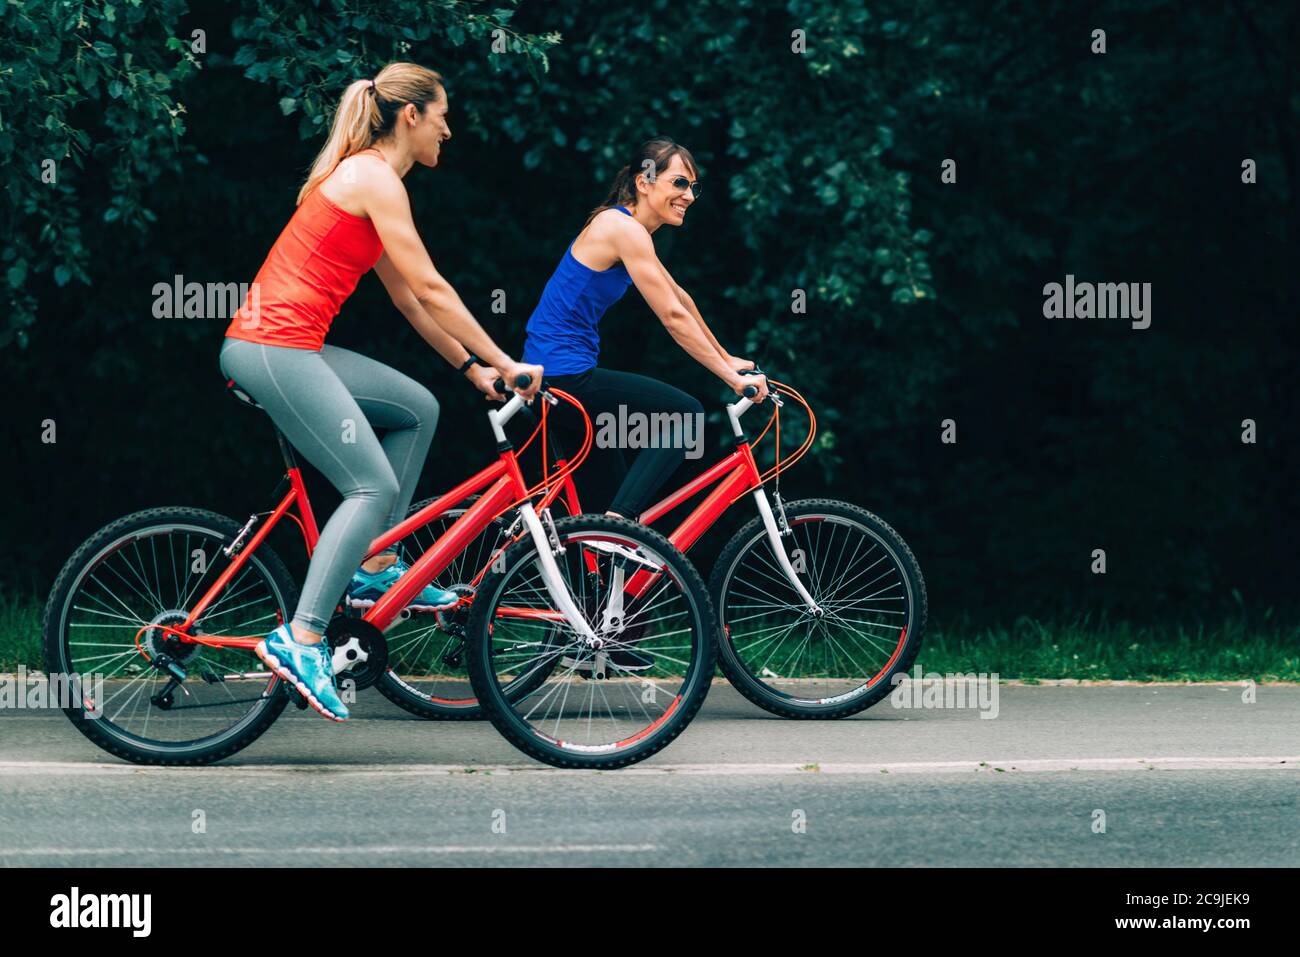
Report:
324,615,389,690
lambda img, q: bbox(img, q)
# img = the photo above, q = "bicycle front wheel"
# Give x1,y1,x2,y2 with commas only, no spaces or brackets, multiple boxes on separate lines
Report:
467,515,716,769
710,498,927,719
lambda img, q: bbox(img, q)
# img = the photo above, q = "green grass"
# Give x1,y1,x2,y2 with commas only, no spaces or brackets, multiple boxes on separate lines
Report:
7,585,1297,681
916,613,1300,683
0,586,45,672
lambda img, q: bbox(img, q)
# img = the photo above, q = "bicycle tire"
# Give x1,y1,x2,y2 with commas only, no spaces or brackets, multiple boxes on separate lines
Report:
466,514,717,769
42,506,295,765
710,498,926,719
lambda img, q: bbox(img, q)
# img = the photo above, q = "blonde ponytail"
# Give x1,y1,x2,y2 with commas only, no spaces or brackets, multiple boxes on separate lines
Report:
296,63,445,206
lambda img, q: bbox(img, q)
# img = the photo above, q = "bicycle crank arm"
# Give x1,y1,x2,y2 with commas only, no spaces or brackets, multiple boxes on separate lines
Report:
150,694,278,711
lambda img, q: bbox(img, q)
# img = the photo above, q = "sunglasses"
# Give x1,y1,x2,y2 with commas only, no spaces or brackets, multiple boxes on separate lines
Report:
645,172,702,198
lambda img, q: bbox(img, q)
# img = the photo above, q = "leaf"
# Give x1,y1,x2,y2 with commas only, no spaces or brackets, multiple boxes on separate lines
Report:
278,97,296,116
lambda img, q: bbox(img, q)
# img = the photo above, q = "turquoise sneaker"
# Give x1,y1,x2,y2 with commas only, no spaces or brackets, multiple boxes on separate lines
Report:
345,555,459,613
255,623,350,721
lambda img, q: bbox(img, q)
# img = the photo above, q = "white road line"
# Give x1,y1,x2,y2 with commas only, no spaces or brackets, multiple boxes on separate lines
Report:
0,757,1294,775
0,844,659,856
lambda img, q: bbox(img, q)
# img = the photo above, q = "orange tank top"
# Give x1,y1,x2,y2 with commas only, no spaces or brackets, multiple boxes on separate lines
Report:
224,175,384,351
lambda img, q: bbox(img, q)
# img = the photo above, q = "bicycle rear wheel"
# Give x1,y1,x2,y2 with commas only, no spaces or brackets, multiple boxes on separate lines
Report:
373,493,576,719
467,515,716,769
371,494,501,719
42,507,295,765
710,498,926,718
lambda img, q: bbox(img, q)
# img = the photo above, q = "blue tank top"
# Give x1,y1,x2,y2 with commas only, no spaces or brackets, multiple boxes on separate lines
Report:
522,207,634,375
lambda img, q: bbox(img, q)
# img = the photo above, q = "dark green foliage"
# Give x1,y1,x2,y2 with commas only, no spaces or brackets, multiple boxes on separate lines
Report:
3,0,1295,627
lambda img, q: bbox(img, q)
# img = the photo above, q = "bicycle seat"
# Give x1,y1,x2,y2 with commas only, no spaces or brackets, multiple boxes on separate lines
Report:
225,377,264,410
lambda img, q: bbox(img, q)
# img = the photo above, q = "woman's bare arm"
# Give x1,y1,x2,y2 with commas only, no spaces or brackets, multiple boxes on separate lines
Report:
362,168,540,396
373,254,505,397
670,280,752,372
614,221,767,399
373,253,470,365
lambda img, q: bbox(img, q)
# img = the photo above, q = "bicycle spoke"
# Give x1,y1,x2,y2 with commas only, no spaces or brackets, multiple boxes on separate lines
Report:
721,512,915,702
479,522,706,762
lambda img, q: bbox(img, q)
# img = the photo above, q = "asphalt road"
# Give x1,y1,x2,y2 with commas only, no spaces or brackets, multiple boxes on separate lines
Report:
1,684,1296,867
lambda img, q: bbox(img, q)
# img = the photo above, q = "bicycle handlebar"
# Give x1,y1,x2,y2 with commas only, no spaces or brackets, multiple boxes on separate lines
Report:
493,372,533,396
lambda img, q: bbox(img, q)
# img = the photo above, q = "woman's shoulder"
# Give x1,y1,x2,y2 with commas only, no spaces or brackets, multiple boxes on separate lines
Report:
336,150,399,189
590,205,635,227
319,152,403,215
586,206,647,249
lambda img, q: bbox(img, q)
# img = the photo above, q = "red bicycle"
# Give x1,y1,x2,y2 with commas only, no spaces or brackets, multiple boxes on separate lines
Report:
387,370,927,721
42,376,717,769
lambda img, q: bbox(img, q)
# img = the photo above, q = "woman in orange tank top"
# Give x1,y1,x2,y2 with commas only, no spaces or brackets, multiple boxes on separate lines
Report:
218,62,542,722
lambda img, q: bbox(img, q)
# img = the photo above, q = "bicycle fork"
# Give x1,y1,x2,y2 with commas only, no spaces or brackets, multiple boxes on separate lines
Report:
752,487,823,616
517,502,601,645
726,394,822,617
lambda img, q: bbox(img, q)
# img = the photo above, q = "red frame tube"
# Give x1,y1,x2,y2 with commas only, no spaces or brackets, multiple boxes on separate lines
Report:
178,450,528,649
364,472,521,628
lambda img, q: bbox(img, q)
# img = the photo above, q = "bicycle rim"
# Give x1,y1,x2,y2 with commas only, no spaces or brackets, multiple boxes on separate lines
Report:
470,519,712,766
52,522,289,755
717,509,917,707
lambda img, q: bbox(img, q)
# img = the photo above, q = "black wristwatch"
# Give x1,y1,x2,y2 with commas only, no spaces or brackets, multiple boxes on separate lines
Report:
457,353,483,374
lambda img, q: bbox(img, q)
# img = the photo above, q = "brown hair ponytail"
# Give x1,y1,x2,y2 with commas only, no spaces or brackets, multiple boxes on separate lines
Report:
583,137,698,227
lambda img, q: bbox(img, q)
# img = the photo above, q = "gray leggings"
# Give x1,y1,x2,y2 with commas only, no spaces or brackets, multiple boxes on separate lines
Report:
218,338,440,633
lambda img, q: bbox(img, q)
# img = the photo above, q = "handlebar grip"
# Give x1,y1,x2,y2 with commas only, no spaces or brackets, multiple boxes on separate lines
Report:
493,373,532,395
742,385,759,398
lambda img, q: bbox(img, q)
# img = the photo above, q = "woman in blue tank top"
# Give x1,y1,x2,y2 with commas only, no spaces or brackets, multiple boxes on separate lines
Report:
523,137,770,522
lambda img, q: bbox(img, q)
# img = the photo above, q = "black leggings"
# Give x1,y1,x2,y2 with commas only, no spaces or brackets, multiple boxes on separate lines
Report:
545,367,704,517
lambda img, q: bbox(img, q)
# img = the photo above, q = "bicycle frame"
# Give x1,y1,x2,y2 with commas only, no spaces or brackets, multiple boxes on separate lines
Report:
162,387,600,654
551,390,823,613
